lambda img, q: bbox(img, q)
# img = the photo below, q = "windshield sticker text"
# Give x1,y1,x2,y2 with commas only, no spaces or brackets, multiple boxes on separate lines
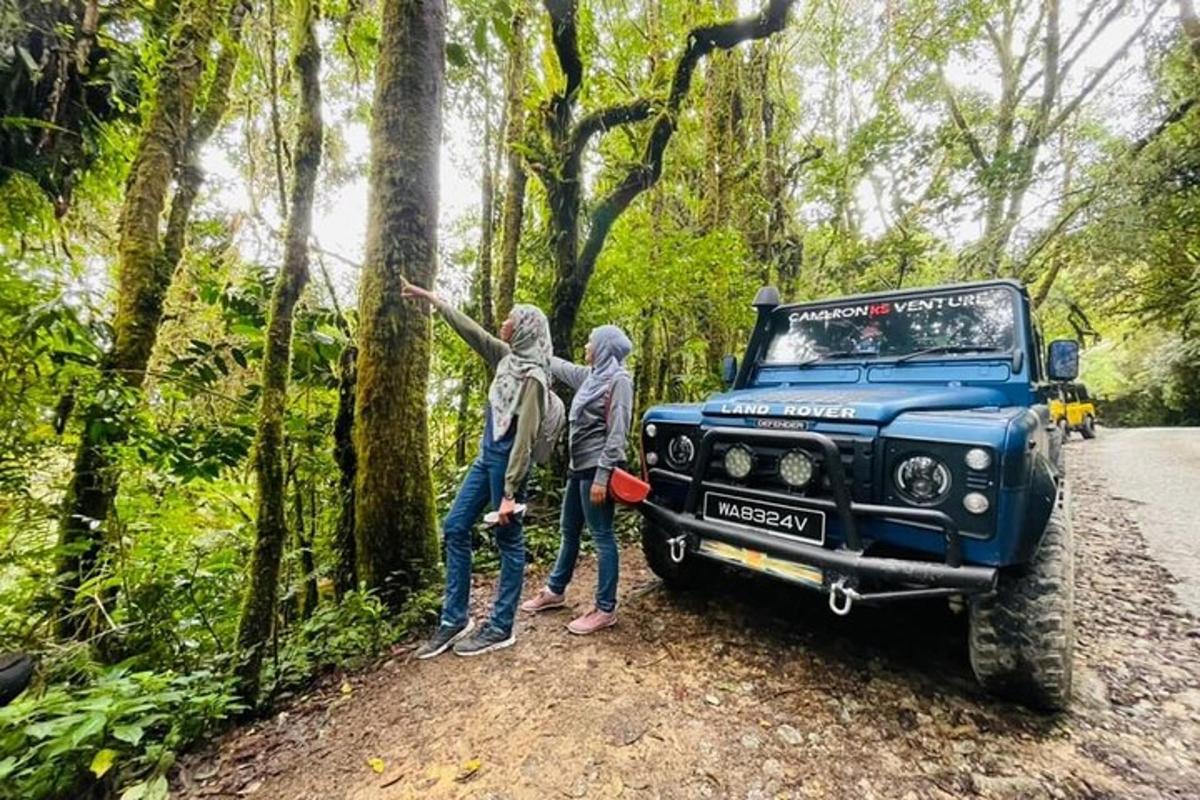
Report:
789,290,1005,323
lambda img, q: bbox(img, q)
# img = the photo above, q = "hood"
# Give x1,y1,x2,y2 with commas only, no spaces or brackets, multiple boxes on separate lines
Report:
702,384,1011,425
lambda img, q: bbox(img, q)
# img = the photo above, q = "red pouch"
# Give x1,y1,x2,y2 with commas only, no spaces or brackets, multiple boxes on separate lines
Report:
609,467,650,506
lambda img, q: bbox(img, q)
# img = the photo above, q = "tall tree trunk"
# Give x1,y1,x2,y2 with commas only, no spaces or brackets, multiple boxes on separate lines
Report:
454,365,475,467
495,0,529,324
353,0,444,608
331,343,358,599
701,0,740,232
312,257,358,600
293,470,318,619
477,66,497,333
55,0,217,640
162,0,251,278
235,0,324,702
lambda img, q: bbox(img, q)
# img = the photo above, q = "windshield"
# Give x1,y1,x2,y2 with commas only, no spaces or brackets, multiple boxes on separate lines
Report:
763,286,1017,365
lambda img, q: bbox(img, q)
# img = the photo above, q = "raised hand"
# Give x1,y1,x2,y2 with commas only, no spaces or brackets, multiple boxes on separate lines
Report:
400,280,440,305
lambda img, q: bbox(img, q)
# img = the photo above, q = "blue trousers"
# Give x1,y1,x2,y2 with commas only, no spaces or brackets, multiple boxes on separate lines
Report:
439,448,525,635
546,469,618,613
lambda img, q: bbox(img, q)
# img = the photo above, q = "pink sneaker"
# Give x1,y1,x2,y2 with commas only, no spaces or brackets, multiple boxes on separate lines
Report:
520,588,566,613
567,608,617,635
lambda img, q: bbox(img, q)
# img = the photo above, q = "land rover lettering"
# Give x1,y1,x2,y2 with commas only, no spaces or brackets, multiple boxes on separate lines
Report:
718,403,856,419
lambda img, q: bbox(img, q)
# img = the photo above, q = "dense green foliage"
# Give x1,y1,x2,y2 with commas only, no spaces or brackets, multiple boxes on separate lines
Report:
0,0,1197,797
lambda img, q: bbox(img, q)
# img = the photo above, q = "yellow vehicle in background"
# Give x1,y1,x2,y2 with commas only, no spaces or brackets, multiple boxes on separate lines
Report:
1050,382,1097,439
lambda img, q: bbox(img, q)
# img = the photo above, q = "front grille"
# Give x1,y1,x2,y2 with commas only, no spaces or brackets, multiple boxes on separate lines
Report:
703,434,875,502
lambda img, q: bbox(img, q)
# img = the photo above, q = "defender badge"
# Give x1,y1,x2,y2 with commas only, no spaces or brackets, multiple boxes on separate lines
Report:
755,418,810,431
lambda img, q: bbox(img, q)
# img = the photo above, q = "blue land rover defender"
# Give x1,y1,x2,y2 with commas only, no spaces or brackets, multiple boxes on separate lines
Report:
639,280,1080,710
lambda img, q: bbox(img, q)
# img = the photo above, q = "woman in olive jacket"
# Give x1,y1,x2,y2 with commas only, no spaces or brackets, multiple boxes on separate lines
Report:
403,282,552,658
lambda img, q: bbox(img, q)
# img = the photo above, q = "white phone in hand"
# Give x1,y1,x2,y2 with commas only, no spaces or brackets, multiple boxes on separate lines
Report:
483,503,527,527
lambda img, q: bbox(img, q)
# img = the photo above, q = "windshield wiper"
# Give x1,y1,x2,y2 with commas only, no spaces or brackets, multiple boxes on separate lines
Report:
894,345,1007,364
797,349,872,366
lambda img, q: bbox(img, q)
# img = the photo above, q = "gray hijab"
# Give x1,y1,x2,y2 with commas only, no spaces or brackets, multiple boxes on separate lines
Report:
489,304,552,440
569,325,633,423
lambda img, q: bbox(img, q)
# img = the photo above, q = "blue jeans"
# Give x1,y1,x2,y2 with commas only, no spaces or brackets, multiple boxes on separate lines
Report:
547,469,618,613
440,448,526,635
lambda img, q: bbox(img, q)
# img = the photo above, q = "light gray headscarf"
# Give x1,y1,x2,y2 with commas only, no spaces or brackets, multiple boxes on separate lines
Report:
569,324,633,423
489,304,552,440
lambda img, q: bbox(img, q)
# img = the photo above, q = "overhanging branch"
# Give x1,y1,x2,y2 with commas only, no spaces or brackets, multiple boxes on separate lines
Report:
568,98,657,161
1017,0,1116,100
576,0,798,275
1046,0,1169,136
940,71,990,169
1132,96,1198,153
544,0,583,131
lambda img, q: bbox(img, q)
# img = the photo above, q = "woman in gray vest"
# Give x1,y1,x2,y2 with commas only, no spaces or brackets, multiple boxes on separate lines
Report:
522,325,634,634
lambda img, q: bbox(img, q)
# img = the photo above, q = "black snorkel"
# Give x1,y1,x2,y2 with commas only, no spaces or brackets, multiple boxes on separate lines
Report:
731,286,781,390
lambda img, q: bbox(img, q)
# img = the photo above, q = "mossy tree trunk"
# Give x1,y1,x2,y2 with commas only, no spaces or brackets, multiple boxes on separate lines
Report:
234,0,324,703
495,0,529,323
353,0,444,609
162,0,251,276
477,69,497,333
55,0,220,640
331,342,359,599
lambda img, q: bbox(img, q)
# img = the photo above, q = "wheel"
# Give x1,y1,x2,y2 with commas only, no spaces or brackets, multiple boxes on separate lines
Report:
1080,415,1096,440
968,484,1075,711
641,517,716,590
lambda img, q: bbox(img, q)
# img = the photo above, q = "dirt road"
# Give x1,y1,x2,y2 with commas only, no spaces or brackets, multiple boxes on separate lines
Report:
1086,427,1200,614
177,434,1200,799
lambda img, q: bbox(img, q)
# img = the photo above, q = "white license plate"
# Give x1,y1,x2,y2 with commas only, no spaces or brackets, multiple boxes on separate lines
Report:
702,491,826,545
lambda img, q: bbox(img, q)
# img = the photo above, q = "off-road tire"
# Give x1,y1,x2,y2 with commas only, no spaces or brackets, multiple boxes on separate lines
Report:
641,518,715,590
1081,415,1096,440
968,486,1075,712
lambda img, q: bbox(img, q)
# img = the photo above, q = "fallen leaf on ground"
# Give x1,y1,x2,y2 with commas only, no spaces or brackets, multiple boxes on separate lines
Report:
455,758,482,782
340,681,353,695
367,757,386,774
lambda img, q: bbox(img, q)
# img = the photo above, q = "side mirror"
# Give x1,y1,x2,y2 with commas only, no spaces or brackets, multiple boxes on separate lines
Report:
1047,339,1080,382
721,355,738,387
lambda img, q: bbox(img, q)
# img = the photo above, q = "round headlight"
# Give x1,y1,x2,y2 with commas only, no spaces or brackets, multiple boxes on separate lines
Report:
963,492,990,514
723,445,754,479
665,435,695,470
645,423,657,438
779,449,814,488
645,451,659,466
895,455,951,505
965,448,992,471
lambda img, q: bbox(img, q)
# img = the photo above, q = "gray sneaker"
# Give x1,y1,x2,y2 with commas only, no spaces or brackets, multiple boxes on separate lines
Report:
415,618,475,660
452,624,516,657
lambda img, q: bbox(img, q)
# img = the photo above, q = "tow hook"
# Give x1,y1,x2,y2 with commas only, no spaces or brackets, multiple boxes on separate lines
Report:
828,578,860,617
667,534,687,564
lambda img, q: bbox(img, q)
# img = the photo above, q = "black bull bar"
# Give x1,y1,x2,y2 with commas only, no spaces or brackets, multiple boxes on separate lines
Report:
640,427,998,605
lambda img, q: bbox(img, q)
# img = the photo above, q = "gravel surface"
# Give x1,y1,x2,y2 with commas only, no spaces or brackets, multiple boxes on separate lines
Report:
175,440,1200,799
1085,427,1200,614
